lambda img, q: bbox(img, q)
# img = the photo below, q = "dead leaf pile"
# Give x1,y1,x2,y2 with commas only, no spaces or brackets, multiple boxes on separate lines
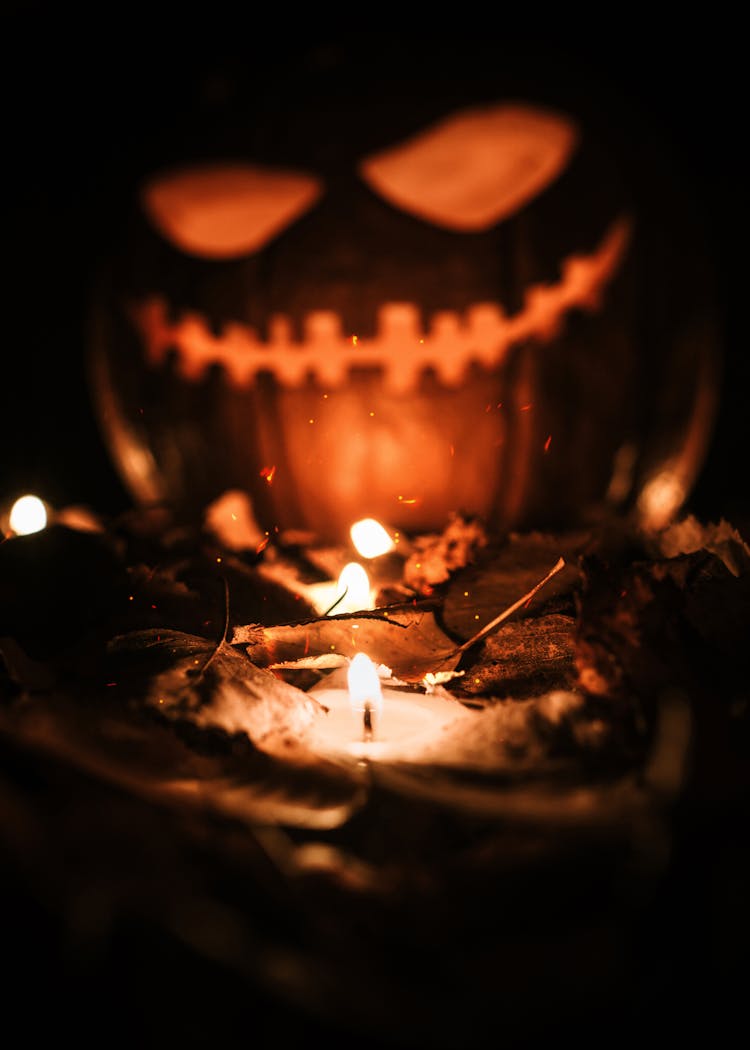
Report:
402,512,489,593
1,504,749,1045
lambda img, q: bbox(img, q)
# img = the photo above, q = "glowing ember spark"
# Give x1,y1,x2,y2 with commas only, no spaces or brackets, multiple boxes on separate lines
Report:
397,496,419,505
260,465,276,484
8,494,47,535
347,652,383,719
520,403,533,411
544,434,552,452
350,518,395,558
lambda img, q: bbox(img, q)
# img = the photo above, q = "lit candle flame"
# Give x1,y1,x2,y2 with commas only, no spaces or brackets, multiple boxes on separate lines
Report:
347,652,383,719
332,562,372,613
8,494,47,535
350,518,395,558
307,560,373,616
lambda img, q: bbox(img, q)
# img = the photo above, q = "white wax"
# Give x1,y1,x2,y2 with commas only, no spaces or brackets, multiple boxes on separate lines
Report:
308,677,464,761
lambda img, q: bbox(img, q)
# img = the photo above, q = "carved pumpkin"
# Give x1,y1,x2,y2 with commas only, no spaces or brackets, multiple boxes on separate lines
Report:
90,52,718,543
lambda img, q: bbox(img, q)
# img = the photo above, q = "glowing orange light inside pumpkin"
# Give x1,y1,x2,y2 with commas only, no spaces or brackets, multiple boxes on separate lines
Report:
347,652,383,718
9,494,47,535
637,469,686,532
350,518,395,558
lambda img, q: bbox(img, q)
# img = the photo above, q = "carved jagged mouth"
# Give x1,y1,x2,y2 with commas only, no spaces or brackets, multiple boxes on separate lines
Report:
130,217,631,395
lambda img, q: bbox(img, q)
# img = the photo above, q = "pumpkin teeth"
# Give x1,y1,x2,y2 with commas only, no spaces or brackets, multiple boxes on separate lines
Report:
130,217,631,395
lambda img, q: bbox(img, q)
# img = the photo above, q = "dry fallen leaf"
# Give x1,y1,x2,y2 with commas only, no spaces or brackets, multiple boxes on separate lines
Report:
403,513,488,593
655,514,750,577
441,532,584,638
106,629,319,753
233,559,566,683
0,686,365,832
232,602,461,682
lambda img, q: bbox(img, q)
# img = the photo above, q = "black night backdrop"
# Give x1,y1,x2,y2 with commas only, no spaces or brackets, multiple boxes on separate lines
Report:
1,10,747,1050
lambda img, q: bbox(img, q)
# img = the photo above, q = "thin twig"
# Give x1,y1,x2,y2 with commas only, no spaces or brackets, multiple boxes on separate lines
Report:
453,556,565,654
425,556,566,671
189,575,230,679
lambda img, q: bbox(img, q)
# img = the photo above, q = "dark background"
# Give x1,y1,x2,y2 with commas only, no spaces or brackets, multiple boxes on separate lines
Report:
0,12,745,531
0,14,747,1048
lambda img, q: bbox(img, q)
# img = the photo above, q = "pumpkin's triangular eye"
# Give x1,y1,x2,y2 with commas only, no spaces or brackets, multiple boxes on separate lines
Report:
141,163,323,259
358,103,578,232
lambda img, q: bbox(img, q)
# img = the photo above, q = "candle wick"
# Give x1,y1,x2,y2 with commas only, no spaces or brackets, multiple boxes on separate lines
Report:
363,701,374,742
324,584,348,616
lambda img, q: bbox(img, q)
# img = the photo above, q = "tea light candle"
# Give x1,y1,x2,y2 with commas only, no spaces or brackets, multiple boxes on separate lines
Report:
308,652,465,761
306,517,397,614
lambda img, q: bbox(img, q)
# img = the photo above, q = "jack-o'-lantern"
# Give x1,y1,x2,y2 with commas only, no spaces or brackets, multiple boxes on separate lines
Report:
89,45,718,543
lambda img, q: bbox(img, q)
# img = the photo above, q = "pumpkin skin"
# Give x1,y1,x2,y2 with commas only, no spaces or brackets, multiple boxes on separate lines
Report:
90,55,718,544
